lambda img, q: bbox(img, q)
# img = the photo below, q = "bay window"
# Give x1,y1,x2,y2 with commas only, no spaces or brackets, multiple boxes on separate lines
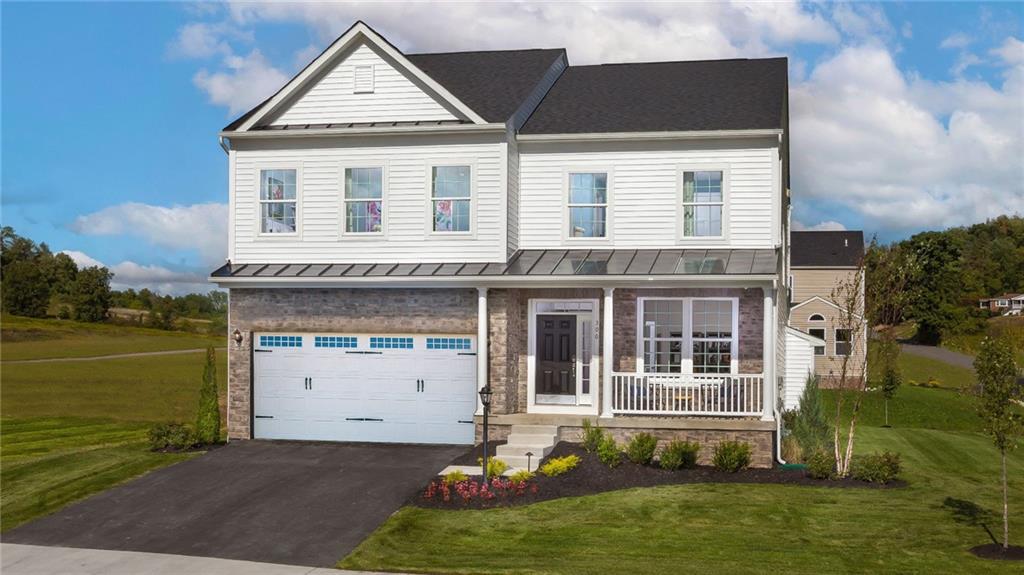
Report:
259,169,297,234
682,170,724,237
640,298,738,374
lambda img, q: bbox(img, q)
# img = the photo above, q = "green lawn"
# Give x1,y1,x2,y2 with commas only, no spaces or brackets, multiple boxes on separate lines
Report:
2,314,222,361
1,317,228,531
0,418,196,531
341,358,1023,574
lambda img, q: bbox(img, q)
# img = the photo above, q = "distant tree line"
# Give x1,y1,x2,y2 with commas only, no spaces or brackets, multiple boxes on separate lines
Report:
865,215,1024,344
1,226,225,331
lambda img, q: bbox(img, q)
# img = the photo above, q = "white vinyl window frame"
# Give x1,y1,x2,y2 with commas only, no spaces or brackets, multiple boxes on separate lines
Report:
255,164,302,239
808,327,826,356
561,167,613,244
635,297,739,375
425,161,476,238
677,165,729,243
834,328,852,357
339,162,387,239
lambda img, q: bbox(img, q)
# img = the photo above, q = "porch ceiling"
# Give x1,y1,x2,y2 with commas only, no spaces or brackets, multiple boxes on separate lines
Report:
210,249,778,280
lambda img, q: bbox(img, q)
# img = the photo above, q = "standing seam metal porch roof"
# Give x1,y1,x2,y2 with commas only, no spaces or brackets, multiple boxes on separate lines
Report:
210,249,778,280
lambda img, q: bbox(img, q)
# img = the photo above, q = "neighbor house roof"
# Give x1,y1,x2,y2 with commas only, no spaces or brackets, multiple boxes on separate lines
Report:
406,49,565,123
210,249,778,283
520,58,788,135
791,231,865,268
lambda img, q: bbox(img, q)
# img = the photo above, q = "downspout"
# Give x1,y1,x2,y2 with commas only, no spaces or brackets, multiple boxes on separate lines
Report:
772,278,787,465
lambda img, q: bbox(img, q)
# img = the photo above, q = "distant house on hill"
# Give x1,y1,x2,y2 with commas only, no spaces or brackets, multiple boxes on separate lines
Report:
978,293,1024,315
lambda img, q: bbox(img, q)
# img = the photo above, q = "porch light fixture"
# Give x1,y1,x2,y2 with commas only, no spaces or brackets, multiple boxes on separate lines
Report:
232,329,244,348
479,385,493,480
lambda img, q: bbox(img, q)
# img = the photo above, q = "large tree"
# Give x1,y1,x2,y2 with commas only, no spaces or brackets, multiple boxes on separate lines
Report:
72,266,113,322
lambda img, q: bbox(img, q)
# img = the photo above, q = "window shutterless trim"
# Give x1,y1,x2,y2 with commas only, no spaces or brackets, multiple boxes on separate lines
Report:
808,327,826,356
676,164,729,244
834,328,852,357
635,296,739,375
339,162,388,240
562,167,613,244
255,164,302,240
425,160,477,238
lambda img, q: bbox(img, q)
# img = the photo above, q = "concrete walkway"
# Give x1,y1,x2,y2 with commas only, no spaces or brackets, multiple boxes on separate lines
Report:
900,344,975,370
2,348,224,364
0,544,396,575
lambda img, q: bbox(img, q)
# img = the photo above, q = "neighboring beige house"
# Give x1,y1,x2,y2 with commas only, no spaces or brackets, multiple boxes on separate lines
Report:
788,231,866,388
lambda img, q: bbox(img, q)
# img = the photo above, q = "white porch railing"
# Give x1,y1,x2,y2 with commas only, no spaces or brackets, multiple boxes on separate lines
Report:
611,372,764,416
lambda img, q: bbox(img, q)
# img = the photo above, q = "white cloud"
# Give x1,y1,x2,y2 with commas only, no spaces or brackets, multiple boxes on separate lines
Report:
70,202,227,266
59,251,212,296
169,22,234,58
992,36,1024,66
940,32,973,50
793,220,847,232
193,49,289,115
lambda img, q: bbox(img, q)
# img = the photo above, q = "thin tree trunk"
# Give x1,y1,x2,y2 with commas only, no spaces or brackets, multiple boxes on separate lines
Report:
1003,449,1009,550
884,399,889,427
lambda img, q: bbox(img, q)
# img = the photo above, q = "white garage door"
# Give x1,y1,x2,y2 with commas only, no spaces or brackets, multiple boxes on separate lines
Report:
253,333,477,444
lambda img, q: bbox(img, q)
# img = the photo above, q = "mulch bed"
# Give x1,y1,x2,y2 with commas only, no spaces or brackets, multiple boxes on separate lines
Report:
415,442,904,510
970,543,1024,561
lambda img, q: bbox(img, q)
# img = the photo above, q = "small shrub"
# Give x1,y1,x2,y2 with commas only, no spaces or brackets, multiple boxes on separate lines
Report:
781,435,803,463
443,470,469,485
659,440,700,470
626,432,658,465
509,469,535,483
147,422,195,451
712,441,751,473
57,305,72,320
850,451,902,484
477,456,509,479
806,449,835,480
539,454,581,477
597,434,622,468
580,419,604,452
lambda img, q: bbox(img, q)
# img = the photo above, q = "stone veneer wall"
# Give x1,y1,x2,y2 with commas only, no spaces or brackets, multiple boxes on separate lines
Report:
227,288,476,439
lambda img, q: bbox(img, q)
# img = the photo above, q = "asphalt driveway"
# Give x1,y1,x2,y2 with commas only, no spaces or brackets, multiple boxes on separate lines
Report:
4,440,466,567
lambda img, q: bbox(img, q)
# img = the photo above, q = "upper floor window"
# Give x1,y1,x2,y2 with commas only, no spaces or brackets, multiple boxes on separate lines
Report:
682,170,723,237
568,172,607,238
344,167,383,234
835,328,852,356
260,169,297,234
432,166,471,232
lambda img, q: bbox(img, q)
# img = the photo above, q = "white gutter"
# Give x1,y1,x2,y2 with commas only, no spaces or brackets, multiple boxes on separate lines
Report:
220,123,506,140
218,136,230,154
208,274,777,289
517,128,783,144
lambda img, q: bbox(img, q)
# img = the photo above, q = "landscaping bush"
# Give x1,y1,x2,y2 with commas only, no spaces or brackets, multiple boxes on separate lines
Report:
659,440,700,470
580,419,604,452
509,469,535,483
443,470,469,485
194,346,220,445
147,422,195,451
850,451,902,484
539,454,581,477
781,434,803,463
711,441,751,473
477,456,509,479
625,432,658,465
791,375,833,456
597,434,622,468
806,449,835,480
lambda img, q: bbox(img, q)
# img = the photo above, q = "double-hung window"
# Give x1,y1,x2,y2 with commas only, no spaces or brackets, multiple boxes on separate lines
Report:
640,298,737,374
682,170,724,237
808,328,826,356
344,167,383,234
259,169,297,234
835,329,852,356
431,165,471,232
568,172,607,238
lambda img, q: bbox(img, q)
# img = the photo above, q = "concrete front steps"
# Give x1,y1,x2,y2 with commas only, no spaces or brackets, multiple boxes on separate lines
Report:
438,424,560,477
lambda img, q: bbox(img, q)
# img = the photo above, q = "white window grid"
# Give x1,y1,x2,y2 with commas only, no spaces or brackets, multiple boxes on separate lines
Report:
682,170,724,238
344,167,383,234
431,165,472,233
834,328,852,357
638,297,738,375
259,169,298,234
567,172,608,238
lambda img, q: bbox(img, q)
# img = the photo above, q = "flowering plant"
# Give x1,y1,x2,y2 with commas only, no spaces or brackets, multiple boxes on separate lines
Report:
422,476,538,505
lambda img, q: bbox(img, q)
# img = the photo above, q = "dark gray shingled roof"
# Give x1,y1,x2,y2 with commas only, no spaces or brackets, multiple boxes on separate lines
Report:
406,49,565,123
520,58,788,134
790,231,864,268
211,249,778,280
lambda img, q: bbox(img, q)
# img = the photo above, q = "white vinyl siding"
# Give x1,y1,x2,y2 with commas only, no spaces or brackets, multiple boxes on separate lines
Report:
519,139,778,249
271,42,458,126
232,136,505,263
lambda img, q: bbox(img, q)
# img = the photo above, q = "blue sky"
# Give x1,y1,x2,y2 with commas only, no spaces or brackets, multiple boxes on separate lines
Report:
2,2,1022,294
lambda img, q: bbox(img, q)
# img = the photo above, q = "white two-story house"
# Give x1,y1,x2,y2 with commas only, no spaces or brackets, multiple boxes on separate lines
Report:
211,21,794,468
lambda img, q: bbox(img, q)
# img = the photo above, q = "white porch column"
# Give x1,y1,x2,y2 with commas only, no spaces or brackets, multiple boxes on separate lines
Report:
762,286,776,421
476,287,488,415
600,287,615,418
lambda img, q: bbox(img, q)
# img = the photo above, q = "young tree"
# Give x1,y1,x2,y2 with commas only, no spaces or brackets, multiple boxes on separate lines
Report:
973,337,1022,551
195,346,221,444
791,374,832,456
72,266,113,322
830,258,870,477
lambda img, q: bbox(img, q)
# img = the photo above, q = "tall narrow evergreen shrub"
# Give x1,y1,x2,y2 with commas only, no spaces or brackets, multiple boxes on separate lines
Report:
195,346,220,444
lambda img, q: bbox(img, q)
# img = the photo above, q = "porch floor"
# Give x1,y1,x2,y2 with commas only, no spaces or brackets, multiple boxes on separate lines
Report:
477,413,774,432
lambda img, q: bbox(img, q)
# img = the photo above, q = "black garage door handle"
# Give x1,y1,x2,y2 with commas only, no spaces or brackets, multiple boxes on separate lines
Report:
345,417,384,422
254,415,274,419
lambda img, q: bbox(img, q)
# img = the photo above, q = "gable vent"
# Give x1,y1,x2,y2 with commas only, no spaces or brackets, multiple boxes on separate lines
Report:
353,65,374,94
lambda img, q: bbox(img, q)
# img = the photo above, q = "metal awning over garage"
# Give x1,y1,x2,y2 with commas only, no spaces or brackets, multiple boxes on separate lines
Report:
210,249,778,284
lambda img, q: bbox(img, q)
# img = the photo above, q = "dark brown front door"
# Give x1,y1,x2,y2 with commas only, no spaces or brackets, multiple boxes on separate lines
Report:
536,315,576,396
